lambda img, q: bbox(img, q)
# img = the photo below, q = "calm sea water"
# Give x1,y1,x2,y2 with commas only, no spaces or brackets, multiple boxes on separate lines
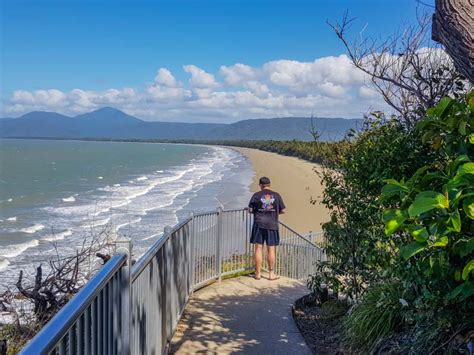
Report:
0,139,253,278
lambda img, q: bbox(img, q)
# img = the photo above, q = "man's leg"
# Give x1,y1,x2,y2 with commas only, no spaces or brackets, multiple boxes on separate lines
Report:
267,245,276,279
254,244,263,279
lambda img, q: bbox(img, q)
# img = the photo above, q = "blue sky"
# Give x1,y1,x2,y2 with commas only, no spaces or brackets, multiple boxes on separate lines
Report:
1,0,435,121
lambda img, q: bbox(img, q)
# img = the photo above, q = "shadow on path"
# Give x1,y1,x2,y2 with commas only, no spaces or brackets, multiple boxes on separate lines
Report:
170,274,311,354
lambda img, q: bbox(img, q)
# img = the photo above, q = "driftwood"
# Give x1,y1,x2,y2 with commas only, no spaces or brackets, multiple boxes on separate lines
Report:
432,0,474,83
0,227,116,351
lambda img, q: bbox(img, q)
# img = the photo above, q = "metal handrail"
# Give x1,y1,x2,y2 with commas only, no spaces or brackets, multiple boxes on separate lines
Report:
21,207,325,354
21,253,128,354
279,221,320,248
130,232,167,282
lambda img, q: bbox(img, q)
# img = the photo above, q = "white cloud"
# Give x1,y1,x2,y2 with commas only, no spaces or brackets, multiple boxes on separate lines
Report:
3,54,393,122
220,63,258,85
183,64,219,88
359,86,379,99
317,82,346,98
262,55,367,89
154,68,179,87
244,81,269,96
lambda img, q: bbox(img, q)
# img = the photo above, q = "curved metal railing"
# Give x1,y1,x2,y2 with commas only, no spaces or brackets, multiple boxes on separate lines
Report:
21,208,325,354
21,253,129,355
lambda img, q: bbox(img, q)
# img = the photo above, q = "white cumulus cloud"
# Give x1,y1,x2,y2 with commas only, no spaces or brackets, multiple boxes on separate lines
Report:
220,63,259,85
3,54,393,122
183,64,219,88
154,68,179,88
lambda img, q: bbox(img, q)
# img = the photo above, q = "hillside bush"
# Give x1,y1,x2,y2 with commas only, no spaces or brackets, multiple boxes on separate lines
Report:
314,92,473,353
314,114,434,300
378,92,474,352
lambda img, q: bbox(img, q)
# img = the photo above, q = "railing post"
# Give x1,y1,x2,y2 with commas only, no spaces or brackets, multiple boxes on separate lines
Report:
189,212,195,292
163,226,172,347
116,238,132,355
216,207,223,282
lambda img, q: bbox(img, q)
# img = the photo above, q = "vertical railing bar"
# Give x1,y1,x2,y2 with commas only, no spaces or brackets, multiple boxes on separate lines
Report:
85,307,91,355
76,314,84,355
58,335,67,355
217,208,223,281
107,280,112,353
190,213,195,289
68,325,76,355
97,290,103,354
91,298,97,354
112,273,118,355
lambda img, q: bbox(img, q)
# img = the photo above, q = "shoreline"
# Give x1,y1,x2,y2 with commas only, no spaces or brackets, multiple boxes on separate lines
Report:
0,142,250,277
231,147,329,234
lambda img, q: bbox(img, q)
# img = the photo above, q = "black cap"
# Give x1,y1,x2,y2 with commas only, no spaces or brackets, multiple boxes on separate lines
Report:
259,176,271,185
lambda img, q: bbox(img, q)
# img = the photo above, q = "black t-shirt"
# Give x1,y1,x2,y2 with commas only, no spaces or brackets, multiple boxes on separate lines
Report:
248,189,286,230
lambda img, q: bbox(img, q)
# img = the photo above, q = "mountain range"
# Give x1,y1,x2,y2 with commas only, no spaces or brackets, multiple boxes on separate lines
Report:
0,107,362,141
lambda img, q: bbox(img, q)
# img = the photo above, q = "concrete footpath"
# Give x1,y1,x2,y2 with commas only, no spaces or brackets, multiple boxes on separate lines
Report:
170,274,311,354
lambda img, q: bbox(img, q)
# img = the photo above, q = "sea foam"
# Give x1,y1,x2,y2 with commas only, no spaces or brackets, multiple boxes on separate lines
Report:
43,229,72,242
0,239,40,258
62,196,76,202
19,224,45,234
0,259,10,270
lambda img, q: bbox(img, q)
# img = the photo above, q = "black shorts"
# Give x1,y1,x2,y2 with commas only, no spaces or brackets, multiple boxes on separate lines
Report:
250,224,280,246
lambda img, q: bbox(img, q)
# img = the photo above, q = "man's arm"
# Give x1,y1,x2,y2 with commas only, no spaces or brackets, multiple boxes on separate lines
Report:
248,194,256,214
278,194,286,214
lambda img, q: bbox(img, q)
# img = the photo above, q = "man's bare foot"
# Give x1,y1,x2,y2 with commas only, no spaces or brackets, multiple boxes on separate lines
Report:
268,270,279,281
254,274,261,280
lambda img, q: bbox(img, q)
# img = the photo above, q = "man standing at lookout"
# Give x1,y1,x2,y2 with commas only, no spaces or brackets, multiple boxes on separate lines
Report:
248,176,285,280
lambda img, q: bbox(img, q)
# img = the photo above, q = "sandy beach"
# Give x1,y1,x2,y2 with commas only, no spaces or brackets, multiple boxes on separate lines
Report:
232,147,329,234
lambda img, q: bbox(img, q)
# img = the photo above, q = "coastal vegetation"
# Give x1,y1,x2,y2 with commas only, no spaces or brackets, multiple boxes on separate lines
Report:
300,8,474,354
0,227,115,353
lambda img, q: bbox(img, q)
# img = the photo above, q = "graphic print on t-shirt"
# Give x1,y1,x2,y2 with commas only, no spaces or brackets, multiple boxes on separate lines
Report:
260,193,275,210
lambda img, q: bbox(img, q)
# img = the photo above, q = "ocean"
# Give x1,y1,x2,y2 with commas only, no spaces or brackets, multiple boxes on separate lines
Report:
0,139,253,279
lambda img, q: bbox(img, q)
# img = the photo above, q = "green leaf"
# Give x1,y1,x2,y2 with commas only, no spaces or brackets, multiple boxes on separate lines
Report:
435,97,453,118
449,282,474,299
408,225,429,242
458,121,467,135
381,180,408,196
460,239,474,258
462,260,474,281
447,155,470,175
421,130,435,144
463,196,474,219
400,241,427,260
456,162,474,179
408,191,449,218
461,283,474,298
407,166,430,187
448,210,461,232
425,107,436,118
468,134,474,144
383,209,407,235
433,236,449,247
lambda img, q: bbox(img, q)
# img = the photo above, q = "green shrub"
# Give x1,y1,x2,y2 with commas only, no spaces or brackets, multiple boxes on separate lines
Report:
344,283,405,352
313,92,473,352
381,91,474,328
318,114,435,300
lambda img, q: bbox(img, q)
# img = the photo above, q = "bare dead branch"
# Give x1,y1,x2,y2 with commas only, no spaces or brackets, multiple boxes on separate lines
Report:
328,12,470,127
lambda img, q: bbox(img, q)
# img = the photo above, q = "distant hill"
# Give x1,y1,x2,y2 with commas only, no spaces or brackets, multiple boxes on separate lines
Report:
209,117,359,141
0,107,361,141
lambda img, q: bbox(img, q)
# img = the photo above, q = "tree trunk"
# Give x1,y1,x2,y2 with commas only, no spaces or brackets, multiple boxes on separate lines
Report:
432,0,474,83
